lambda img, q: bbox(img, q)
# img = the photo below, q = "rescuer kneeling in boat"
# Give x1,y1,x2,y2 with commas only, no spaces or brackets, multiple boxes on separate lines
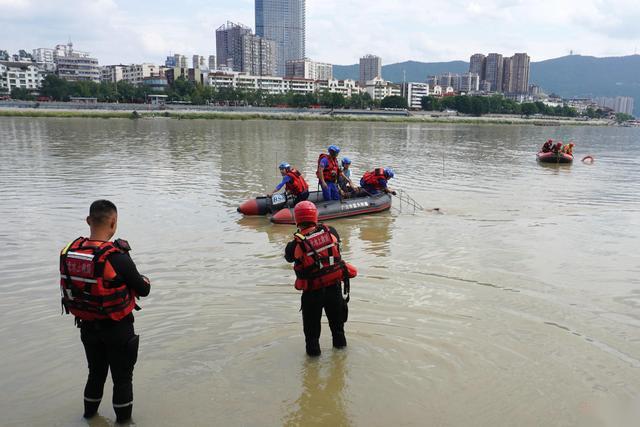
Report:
284,201,357,357
268,162,310,205
541,139,553,153
317,145,345,201
360,167,397,196
59,200,150,423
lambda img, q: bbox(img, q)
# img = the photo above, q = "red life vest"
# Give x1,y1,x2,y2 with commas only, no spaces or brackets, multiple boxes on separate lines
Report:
285,168,309,195
292,225,357,291
361,168,386,189
59,237,137,321
317,153,340,182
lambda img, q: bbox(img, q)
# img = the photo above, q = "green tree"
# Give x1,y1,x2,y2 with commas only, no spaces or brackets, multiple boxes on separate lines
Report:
521,103,538,116
10,87,36,100
615,112,634,123
380,95,408,109
40,74,70,101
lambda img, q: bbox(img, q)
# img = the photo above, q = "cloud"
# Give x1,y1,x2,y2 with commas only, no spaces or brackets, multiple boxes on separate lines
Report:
1,0,639,66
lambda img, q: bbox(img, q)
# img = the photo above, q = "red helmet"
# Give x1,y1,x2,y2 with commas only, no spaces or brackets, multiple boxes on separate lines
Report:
294,201,318,225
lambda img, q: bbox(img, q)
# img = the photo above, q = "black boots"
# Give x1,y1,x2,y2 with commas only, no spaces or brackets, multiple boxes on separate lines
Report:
83,400,100,419
332,334,347,349
306,342,321,357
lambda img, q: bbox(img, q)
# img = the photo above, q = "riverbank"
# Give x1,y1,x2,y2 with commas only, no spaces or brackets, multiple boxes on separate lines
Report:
0,105,612,126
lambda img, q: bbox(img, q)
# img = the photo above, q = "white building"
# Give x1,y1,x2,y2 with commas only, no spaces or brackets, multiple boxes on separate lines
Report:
53,43,100,83
285,58,333,81
315,79,359,97
122,63,160,85
400,82,429,109
207,71,358,97
0,61,45,92
101,65,126,83
32,48,56,72
364,77,400,101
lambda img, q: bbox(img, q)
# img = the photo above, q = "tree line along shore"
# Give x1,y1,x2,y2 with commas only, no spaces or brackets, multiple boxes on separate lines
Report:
1,74,630,125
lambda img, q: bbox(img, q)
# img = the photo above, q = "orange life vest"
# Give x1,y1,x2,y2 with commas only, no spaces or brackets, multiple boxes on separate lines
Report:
59,238,136,321
285,168,309,195
317,153,340,183
292,225,357,291
361,168,386,189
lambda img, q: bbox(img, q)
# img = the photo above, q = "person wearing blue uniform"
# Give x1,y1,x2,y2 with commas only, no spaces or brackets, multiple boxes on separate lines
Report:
268,162,309,205
316,145,343,201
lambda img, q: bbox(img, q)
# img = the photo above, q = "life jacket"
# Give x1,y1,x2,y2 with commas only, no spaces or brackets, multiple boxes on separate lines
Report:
59,237,137,321
317,153,340,182
361,168,386,189
285,168,309,195
292,225,357,291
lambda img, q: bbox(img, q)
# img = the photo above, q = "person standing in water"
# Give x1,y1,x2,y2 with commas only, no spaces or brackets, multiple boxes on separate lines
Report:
284,201,357,356
59,200,150,423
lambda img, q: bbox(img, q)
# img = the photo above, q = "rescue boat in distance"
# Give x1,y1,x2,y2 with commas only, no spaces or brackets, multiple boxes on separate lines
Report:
536,151,574,164
236,191,392,223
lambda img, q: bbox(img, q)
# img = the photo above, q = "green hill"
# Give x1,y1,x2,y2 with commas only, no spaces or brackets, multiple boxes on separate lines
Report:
334,55,640,115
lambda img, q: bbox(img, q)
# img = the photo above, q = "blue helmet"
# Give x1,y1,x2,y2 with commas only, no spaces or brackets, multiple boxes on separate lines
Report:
279,162,291,170
341,157,352,166
328,145,340,154
384,168,395,179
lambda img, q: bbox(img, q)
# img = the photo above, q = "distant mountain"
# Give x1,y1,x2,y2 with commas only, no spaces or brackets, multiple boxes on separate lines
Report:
334,55,640,115
333,60,468,82
530,55,640,116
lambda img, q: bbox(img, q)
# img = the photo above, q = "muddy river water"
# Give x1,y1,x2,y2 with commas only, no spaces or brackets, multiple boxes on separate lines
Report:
1,117,639,426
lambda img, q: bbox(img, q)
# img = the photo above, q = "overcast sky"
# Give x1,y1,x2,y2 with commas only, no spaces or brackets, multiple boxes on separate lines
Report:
2,0,640,65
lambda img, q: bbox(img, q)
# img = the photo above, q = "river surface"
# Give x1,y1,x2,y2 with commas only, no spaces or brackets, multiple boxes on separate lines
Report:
1,117,639,426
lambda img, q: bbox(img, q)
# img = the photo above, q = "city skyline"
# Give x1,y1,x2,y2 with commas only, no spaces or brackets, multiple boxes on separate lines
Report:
2,0,640,66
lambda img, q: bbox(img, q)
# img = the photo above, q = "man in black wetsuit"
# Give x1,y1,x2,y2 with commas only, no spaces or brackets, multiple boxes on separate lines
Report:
284,201,357,356
59,200,150,423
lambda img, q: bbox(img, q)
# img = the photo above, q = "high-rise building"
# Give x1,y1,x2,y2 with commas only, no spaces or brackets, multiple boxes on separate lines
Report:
241,33,277,76
359,54,382,85
614,96,635,115
509,53,530,94
469,54,486,81
285,58,332,80
208,55,216,71
501,57,512,93
255,0,306,76
484,53,503,93
216,21,277,76
216,21,252,71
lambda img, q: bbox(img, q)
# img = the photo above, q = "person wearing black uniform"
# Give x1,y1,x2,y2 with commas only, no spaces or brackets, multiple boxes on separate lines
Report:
284,201,357,357
59,200,150,423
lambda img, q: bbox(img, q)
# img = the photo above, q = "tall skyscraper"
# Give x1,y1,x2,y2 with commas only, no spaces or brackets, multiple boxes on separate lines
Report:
359,54,382,85
469,54,486,81
255,0,306,76
485,53,503,93
215,21,276,76
509,53,530,94
216,21,252,71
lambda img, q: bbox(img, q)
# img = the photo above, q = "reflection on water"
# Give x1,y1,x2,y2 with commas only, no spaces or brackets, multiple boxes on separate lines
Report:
1,117,639,426
284,353,349,427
